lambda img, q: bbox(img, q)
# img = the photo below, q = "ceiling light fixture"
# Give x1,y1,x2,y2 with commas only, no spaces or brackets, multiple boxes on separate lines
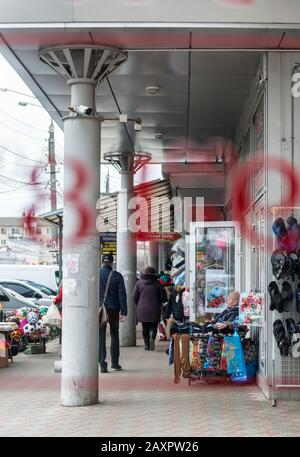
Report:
154,131,165,140
145,85,160,95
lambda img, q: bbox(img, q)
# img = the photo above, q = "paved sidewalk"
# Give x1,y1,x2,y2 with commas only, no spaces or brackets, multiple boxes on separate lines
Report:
0,331,300,437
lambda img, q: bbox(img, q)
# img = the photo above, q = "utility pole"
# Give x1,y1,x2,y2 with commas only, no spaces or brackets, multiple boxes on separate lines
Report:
48,120,57,212
47,120,58,242
105,168,110,194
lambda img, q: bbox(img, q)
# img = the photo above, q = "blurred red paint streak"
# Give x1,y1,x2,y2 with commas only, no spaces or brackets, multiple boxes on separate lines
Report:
23,166,47,239
231,155,300,247
65,159,93,244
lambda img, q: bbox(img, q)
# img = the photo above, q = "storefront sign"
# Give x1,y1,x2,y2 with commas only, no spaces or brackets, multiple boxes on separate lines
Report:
136,232,181,242
100,232,117,255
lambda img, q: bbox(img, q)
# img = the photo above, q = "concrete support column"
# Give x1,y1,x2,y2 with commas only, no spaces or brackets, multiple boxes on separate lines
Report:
40,45,128,406
118,168,137,347
149,241,159,273
61,79,100,406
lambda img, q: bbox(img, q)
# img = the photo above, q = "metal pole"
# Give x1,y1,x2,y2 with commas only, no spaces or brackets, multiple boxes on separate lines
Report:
48,121,58,242
105,168,110,194
61,78,100,406
58,215,63,285
118,169,137,347
48,120,57,212
159,242,170,272
149,241,159,273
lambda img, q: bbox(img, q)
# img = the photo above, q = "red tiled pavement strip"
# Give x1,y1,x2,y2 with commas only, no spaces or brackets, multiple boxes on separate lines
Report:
0,330,300,437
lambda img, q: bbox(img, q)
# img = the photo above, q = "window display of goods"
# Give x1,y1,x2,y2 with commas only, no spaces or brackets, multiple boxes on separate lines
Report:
171,238,185,257
5,305,57,350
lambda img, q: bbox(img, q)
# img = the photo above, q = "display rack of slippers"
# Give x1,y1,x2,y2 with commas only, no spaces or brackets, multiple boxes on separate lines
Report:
269,216,300,357
170,238,186,287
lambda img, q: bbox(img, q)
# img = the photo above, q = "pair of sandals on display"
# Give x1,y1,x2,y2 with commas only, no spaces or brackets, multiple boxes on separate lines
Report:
271,249,300,282
272,216,300,254
273,318,300,357
268,281,300,313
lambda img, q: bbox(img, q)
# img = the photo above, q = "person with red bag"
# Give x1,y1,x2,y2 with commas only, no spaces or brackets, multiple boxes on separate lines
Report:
54,284,62,317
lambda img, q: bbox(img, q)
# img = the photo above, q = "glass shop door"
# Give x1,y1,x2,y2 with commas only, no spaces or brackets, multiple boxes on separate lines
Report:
189,221,241,321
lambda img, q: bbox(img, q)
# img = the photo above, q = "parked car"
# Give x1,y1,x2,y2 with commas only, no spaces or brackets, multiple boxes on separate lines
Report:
20,280,57,297
0,285,40,313
0,280,54,307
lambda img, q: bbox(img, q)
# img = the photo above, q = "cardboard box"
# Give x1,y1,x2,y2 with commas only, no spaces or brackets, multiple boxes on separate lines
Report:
0,350,8,368
0,333,8,368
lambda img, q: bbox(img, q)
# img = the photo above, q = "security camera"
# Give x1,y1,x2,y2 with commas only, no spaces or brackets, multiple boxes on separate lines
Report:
134,122,142,131
134,118,142,131
68,105,94,116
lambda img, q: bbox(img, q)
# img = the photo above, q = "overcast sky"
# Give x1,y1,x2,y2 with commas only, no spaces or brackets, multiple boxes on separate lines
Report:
0,54,161,217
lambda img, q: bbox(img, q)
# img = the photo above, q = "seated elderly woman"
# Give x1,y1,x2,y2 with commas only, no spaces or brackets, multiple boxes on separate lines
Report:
212,291,240,330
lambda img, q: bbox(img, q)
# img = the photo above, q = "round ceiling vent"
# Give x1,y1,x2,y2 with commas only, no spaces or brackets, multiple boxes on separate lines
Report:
145,85,160,95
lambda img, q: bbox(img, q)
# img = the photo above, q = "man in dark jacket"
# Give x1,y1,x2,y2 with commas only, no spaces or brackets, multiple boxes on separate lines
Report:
99,254,127,373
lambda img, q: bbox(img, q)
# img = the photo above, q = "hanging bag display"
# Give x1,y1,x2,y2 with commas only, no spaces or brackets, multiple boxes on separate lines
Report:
99,271,113,329
219,339,228,372
224,326,247,381
204,335,222,370
157,321,167,341
43,303,62,328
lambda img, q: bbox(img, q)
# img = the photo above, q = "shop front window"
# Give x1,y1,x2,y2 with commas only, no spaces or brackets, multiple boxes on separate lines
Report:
192,223,237,321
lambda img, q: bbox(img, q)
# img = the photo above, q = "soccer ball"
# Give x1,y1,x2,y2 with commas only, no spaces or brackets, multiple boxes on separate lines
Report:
35,320,44,332
28,315,38,325
23,323,36,335
27,311,38,324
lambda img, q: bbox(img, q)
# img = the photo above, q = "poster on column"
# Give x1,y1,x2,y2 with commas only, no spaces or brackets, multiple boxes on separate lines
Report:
205,269,228,313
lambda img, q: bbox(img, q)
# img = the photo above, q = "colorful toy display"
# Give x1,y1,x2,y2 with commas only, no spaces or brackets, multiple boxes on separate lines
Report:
7,305,51,346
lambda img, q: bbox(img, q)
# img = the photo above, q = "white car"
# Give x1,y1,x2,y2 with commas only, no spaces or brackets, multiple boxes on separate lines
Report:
0,285,40,313
0,280,54,307
21,280,57,297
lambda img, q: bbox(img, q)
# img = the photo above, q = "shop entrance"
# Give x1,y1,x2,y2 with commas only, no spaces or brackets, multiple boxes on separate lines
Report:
189,221,241,322
160,49,267,388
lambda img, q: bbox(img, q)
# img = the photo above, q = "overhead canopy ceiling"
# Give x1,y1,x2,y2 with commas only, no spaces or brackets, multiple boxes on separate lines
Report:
1,2,299,211
0,27,263,165
0,0,300,25
1,0,300,165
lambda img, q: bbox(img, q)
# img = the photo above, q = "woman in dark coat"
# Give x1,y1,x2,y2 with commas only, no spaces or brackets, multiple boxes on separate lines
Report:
132,266,165,351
